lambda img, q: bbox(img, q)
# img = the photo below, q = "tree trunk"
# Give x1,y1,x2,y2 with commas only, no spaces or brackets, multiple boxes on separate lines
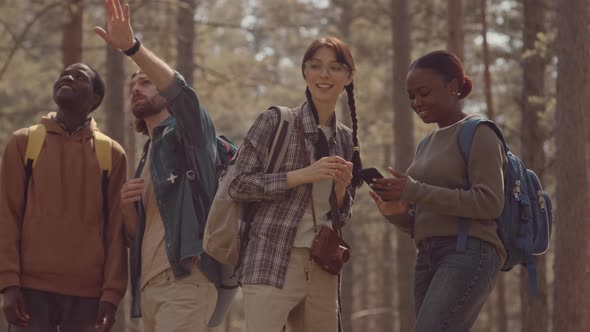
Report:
333,2,354,330
340,232,354,332
380,221,394,331
176,0,197,86
447,0,464,60
496,274,508,332
360,229,371,332
62,0,83,67
336,0,353,128
480,0,494,121
101,19,127,332
103,47,126,144
520,1,548,331
392,0,415,331
553,0,590,330
480,3,504,329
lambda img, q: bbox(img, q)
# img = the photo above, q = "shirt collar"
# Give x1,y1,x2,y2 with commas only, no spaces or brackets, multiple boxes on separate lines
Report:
301,102,338,144
51,115,91,136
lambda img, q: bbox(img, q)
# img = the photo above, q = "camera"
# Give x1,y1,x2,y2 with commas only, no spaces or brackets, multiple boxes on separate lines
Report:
333,244,350,263
311,226,351,275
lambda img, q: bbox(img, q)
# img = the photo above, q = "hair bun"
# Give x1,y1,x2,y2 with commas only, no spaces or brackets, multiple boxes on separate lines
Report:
459,76,473,99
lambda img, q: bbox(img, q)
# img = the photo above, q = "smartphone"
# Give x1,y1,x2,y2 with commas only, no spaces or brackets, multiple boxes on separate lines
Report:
358,167,384,186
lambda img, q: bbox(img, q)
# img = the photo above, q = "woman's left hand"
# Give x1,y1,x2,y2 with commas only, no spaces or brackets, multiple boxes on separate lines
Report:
370,167,407,201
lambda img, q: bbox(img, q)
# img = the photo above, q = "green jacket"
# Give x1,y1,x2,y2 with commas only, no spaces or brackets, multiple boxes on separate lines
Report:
130,72,221,317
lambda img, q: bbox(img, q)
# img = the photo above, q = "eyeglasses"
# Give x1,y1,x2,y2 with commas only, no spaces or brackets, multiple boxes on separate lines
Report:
304,62,350,75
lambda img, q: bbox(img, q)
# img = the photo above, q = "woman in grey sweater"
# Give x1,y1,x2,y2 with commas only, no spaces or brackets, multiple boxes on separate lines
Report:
370,50,506,332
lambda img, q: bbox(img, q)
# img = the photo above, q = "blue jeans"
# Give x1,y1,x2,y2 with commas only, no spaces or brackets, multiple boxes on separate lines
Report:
413,237,501,332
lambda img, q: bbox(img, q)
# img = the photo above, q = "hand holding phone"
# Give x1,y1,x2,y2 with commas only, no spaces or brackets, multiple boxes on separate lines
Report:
357,167,384,186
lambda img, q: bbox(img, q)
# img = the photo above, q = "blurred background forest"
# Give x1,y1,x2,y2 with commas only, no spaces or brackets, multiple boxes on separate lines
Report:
1,0,589,331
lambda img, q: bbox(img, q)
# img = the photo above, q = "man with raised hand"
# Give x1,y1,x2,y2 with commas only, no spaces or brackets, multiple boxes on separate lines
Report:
94,0,223,331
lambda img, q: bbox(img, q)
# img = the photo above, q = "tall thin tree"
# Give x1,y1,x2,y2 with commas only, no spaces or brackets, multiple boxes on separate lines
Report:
480,2,502,330
392,0,415,331
62,0,83,66
447,0,464,60
104,48,126,145
480,0,494,121
176,0,197,86
520,0,548,331
331,1,355,330
553,0,590,330
496,275,508,332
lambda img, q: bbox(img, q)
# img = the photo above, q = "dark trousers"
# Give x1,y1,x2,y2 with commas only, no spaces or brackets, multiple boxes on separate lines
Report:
8,288,99,332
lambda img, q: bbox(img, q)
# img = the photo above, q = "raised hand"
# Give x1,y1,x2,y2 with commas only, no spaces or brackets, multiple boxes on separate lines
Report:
94,0,135,51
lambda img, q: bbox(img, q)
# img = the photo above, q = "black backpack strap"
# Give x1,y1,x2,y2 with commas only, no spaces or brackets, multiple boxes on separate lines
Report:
23,159,33,216
174,135,208,239
101,170,109,242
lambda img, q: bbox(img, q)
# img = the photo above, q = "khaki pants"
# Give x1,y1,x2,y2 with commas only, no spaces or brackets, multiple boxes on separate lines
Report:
141,264,217,332
243,248,338,332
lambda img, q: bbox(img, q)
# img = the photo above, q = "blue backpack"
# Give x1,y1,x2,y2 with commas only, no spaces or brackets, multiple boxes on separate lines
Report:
417,117,553,293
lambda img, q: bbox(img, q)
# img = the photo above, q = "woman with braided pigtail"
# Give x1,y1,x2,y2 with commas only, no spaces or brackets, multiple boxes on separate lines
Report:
229,37,361,332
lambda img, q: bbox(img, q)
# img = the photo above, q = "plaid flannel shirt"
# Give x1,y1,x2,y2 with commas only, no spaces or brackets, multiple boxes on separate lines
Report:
228,103,357,288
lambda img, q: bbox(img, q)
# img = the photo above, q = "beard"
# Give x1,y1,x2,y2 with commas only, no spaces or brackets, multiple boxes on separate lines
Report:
131,94,166,119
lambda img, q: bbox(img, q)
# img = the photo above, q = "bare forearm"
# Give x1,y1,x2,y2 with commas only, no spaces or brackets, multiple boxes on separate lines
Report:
336,191,345,208
128,44,174,91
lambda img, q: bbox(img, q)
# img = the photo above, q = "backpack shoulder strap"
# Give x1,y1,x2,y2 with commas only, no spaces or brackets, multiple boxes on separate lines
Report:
93,130,112,236
24,124,47,168
93,130,113,177
265,106,294,173
455,117,508,252
23,124,47,215
457,118,508,167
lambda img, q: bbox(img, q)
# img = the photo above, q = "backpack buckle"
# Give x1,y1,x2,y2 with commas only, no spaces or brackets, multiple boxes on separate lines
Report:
513,180,521,201
538,190,546,212
186,170,195,180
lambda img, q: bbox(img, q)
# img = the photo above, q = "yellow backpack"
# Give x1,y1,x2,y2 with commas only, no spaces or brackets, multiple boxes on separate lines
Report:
23,124,113,222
